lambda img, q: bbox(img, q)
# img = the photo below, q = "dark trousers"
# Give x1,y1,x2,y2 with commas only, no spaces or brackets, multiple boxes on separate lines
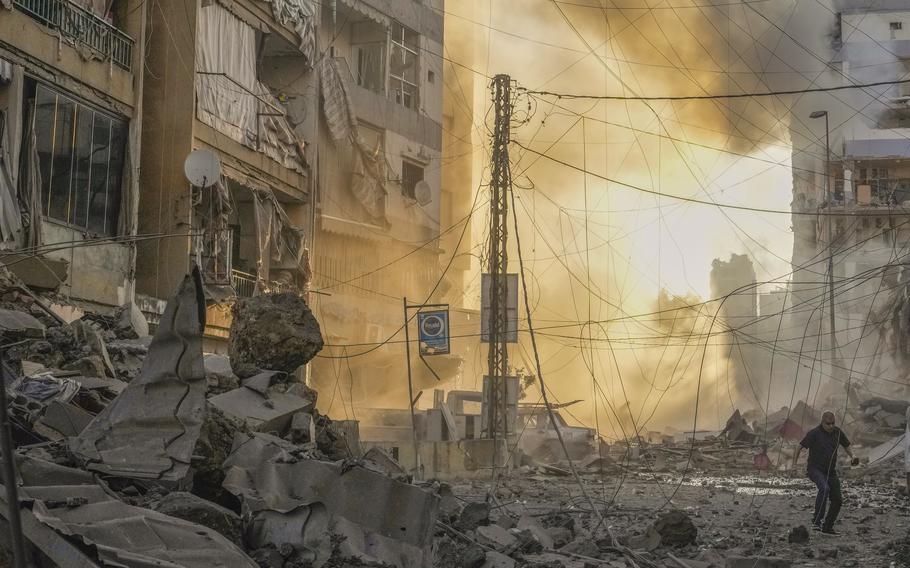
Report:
807,466,842,528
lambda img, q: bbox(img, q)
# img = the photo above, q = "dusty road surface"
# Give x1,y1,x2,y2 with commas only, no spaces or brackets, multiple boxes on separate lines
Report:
440,467,910,568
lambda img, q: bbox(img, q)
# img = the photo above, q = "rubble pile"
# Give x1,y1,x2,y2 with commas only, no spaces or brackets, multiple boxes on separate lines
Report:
0,266,440,568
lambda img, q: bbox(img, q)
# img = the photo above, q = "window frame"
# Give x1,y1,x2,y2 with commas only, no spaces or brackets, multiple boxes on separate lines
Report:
26,79,128,237
388,21,419,110
400,159,424,200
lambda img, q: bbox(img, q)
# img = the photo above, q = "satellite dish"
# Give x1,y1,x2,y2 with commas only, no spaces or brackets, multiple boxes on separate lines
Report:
414,180,432,206
183,149,222,188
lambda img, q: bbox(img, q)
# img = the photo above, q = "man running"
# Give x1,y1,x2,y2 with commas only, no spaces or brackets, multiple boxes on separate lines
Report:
792,411,858,534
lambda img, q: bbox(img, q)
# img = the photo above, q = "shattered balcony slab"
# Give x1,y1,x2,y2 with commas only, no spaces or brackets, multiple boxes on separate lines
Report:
68,268,207,483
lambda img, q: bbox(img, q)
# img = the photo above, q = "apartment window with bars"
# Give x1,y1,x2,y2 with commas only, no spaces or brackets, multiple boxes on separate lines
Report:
389,22,419,109
401,160,423,199
28,82,127,236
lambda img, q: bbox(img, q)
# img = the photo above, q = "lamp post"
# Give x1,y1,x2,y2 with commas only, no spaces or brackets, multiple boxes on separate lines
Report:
810,110,838,383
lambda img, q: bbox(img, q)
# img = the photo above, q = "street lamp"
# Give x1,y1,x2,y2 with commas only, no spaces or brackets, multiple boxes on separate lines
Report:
810,109,837,383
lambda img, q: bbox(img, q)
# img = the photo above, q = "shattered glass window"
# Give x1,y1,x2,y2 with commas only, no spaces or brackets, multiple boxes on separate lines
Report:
389,21,419,109
29,82,127,236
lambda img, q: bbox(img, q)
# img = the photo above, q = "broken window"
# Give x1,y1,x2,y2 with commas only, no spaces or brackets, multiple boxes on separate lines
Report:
401,160,423,199
389,22,418,109
27,81,126,236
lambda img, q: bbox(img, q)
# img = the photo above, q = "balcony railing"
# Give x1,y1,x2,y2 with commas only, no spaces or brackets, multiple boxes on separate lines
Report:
13,0,134,71
231,270,257,298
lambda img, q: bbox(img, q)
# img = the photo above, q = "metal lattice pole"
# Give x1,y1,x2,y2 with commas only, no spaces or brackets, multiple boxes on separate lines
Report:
485,75,512,466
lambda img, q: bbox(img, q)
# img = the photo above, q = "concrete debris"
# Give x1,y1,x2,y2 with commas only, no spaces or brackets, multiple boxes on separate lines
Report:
229,292,324,378
456,501,491,531
115,300,150,339
209,381,315,435
69,267,208,483
68,319,116,378
223,431,439,567
0,307,45,337
152,491,243,545
193,405,247,504
652,509,698,547
475,524,519,552
362,445,408,477
204,353,241,395
14,455,257,567
32,400,93,439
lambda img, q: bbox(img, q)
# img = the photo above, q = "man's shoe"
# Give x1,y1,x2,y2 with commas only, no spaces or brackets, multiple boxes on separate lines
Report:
811,524,822,532
820,527,838,535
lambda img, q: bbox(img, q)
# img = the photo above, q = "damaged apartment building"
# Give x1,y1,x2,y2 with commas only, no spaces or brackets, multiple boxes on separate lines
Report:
137,0,315,344
306,1,467,405
789,0,910,401
2,0,460,378
0,0,145,311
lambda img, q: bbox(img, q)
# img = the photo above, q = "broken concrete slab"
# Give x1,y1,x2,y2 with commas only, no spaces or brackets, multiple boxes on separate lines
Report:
115,301,149,339
0,308,45,338
476,524,519,552
209,385,314,434
152,491,243,545
15,455,257,567
222,432,439,567
69,319,116,378
69,267,208,483
33,401,93,439
362,446,408,477
240,369,283,395
229,292,324,378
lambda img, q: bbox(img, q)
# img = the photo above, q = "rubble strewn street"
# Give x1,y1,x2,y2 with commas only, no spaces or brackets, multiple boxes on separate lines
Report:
0,262,906,567
4,0,910,565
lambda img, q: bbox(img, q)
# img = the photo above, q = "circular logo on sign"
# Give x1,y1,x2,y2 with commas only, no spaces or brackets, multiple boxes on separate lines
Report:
420,315,445,337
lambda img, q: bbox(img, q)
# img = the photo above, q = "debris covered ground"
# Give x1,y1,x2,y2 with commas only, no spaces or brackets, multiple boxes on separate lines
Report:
0,264,906,568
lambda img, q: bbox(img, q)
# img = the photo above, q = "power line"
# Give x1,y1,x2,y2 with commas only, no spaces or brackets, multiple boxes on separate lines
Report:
521,78,910,101
512,140,910,217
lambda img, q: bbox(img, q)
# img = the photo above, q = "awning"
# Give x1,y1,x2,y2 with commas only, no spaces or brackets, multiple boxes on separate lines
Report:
339,0,389,26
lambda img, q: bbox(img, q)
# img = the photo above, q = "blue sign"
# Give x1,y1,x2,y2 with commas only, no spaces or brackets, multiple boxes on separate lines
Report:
417,310,450,355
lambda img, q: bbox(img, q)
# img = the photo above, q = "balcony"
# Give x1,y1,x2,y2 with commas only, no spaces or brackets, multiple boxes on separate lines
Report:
230,269,299,298
13,0,134,71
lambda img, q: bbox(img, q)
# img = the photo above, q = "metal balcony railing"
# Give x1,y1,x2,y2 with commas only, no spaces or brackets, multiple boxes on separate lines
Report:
231,270,257,298
13,0,134,71
230,269,300,298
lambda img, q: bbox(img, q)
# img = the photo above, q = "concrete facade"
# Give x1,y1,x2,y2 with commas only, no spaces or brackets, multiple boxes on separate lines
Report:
308,0,466,407
789,2,910,402
0,0,146,309
137,0,313,335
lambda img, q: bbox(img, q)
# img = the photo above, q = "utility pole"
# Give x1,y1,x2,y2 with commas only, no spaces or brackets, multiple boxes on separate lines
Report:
485,74,512,466
810,110,839,386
